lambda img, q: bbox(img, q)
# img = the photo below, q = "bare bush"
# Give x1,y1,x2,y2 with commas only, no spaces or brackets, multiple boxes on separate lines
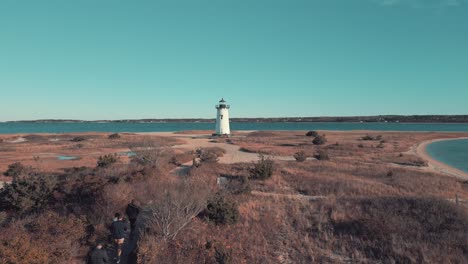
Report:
130,138,172,171
139,179,211,240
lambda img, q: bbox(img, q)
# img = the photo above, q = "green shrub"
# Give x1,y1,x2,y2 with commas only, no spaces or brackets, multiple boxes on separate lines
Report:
226,175,251,194
250,154,274,180
293,151,307,162
215,244,232,264
97,154,119,168
108,133,121,139
204,194,239,225
312,135,327,145
70,136,85,142
306,131,319,137
3,162,27,177
0,174,57,213
362,134,383,141
362,134,375,140
314,150,329,160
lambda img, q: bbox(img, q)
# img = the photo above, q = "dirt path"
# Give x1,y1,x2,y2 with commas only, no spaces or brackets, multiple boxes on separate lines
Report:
166,133,296,164
163,133,296,176
251,190,326,201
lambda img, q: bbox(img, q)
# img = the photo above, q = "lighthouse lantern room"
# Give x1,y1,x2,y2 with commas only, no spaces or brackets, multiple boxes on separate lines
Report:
215,98,231,136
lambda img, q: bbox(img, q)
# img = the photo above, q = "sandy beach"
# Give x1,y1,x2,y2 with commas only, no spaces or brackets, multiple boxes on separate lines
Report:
415,137,468,180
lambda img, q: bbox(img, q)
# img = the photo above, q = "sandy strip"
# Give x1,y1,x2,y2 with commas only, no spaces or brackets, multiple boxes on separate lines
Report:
416,137,468,180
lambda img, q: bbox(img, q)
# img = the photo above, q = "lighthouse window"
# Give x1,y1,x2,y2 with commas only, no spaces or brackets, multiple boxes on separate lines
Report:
220,115,223,119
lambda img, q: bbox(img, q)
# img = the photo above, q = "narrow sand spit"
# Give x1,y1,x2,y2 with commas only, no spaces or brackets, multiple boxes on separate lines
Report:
415,137,468,180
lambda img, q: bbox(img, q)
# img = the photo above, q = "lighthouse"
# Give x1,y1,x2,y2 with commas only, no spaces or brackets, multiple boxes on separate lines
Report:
215,98,231,136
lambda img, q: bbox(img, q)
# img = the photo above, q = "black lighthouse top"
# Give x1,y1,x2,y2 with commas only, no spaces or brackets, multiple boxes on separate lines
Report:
216,98,230,109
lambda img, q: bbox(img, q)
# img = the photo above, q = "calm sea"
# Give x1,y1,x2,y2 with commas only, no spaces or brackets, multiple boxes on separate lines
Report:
426,139,468,173
1,122,468,134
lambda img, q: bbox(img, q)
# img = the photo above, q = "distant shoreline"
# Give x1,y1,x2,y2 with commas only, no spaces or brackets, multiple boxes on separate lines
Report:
416,137,468,180
2,114,468,123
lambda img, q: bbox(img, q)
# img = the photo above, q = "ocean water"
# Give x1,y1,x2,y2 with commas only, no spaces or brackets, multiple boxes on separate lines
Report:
1,122,468,134
426,139,468,173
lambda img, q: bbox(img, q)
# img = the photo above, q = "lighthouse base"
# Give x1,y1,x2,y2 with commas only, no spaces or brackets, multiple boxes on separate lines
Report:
212,133,231,138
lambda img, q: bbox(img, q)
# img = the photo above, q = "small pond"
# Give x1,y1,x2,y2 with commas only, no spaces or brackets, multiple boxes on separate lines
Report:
57,155,79,161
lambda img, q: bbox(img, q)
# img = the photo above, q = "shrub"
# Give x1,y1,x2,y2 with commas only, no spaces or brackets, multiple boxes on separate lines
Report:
214,244,233,264
314,150,329,160
294,151,307,162
226,175,251,194
70,136,86,142
204,193,239,225
96,154,119,168
197,148,219,163
0,211,7,226
3,162,27,177
108,133,121,139
141,180,210,239
362,134,383,141
362,134,375,140
312,135,327,145
306,131,319,137
0,174,57,213
0,212,86,263
332,197,468,263
250,154,274,180
358,144,364,148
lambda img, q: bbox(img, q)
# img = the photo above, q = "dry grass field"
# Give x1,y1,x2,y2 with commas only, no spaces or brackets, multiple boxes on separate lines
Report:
0,130,467,263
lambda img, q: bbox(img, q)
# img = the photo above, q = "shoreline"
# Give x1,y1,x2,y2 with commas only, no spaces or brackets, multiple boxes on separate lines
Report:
416,137,468,180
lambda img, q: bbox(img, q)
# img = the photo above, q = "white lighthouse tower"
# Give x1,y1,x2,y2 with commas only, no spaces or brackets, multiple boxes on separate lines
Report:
215,98,231,136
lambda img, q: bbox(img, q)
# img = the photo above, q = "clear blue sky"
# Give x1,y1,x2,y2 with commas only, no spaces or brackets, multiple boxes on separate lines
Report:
1,0,467,121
